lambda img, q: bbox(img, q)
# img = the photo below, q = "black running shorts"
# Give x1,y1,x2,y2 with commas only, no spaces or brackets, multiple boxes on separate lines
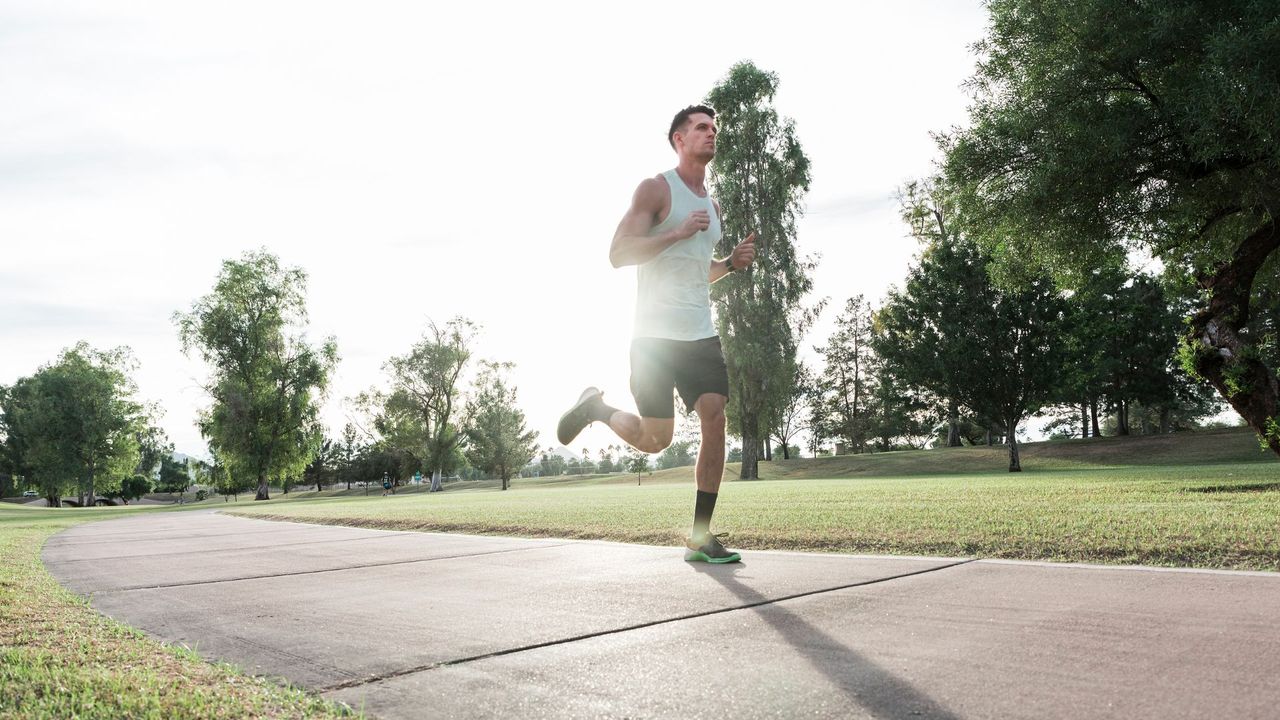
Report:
629,336,729,419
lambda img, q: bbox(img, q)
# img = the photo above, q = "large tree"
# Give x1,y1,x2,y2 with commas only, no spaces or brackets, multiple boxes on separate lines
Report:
944,0,1280,456
369,317,476,492
175,250,338,500
878,234,1068,471
463,361,538,491
707,61,817,479
5,344,145,506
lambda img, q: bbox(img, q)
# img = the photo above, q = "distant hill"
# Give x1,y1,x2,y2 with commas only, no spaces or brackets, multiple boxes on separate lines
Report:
547,446,581,463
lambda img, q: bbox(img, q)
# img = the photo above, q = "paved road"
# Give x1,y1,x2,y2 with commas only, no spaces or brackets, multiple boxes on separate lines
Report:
43,511,1280,719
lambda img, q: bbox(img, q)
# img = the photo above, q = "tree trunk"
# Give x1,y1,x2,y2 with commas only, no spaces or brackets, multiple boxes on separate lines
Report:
501,474,509,491
1117,401,1130,436
255,473,269,501
740,409,760,480
985,428,993,446
1159,407,1171,434
1090,398,1101,437
779,441,790,460
1007,416,1022,472
1188,220,1280,457
947,401,962,447
764,436,773,461
430,469,442,492
1081,399,1089,438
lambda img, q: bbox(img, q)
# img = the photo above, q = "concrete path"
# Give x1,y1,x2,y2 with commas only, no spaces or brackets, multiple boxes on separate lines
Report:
43,511,1280,719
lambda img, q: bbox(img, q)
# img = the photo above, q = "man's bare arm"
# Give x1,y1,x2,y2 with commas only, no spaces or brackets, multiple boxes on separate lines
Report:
610,178,708,268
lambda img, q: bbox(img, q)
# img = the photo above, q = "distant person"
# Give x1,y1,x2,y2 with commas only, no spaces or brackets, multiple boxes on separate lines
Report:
382,473,393,496
556,104,756,564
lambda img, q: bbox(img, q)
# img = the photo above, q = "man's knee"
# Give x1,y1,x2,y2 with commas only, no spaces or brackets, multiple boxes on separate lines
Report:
634,418,673,454
636,431,673,454
696,395,727,434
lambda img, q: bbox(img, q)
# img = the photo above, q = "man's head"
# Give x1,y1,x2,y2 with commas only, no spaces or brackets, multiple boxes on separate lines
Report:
668,104,717,160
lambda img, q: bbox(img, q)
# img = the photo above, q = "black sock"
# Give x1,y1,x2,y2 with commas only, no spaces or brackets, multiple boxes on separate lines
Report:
692,490,717,542
586,396,620,424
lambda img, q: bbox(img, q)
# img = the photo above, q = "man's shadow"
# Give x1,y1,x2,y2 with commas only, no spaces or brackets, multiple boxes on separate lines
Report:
689,561,961,720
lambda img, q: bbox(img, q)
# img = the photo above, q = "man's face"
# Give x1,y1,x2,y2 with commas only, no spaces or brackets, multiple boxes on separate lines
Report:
677,113,717,160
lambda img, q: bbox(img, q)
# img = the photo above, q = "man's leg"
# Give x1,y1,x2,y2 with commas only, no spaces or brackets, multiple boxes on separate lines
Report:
685,392,739,563
606,411,674,454
557,387,674,453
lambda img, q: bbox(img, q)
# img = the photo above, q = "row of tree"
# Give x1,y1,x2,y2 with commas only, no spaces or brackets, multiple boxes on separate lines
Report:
174,252,545,498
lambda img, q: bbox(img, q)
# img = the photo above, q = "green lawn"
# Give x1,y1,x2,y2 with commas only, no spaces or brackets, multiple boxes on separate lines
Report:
0,504,358,720
229,454,1280,571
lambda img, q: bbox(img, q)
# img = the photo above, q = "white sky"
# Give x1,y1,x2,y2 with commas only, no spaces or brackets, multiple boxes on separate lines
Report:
1,1,992,459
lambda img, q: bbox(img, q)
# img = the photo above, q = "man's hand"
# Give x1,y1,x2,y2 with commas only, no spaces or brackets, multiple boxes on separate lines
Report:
729,233,757,270
675,210,711,240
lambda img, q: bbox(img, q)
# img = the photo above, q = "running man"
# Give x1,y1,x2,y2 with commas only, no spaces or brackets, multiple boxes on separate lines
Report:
556,104,756,564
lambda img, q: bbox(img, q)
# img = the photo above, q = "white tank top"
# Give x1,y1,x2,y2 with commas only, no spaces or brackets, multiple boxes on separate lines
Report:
632,169,721,341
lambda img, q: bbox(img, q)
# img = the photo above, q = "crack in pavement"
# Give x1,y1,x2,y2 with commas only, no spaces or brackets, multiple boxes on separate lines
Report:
89,542,579,594
318,557,980,693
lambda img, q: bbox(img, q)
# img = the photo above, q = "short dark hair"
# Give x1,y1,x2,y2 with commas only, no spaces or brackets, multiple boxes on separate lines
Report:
668,104,717,149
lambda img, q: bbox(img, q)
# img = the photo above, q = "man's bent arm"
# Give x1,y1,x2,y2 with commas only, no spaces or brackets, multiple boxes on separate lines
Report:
610,178,692,268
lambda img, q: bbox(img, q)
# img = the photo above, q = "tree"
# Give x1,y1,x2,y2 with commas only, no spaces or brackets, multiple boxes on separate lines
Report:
112,474,152,504
769,363,814,461
707,61,818,479
626,450,650,485
10,344,145,506
656,440,697,470
538,450,567,477
156,452,190,496
815,296,876,454
374,317,477,492
175,250,338,499
877,233,1068,471
0,378,36,501
944,0,1280,456
463,361,537,491
304,434,336,492
133,424,168,480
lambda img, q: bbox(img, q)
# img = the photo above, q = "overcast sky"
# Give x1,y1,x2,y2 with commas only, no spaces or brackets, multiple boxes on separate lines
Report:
1,1,992,459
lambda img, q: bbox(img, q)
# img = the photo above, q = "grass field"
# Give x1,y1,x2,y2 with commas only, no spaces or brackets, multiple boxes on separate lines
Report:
0,504,358,719
227,428,1280,571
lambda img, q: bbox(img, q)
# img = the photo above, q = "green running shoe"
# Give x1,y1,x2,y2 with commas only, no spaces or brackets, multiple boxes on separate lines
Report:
684,533,741,564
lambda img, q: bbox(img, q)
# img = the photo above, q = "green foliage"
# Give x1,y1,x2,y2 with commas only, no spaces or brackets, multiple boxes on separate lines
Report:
876,227,1069,470
155,453,190,494
656,440,697,470
814,296,875,452
706,61,818,479
463,361,538,490
368,317,477,488
944,0,1280,453
1,344,146,502
175,250,338,500
114,474,152,503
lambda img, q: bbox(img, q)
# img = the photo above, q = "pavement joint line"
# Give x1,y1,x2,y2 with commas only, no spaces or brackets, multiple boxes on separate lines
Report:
87,542,581,594
45,532,415,564
318,556,981,694
46,527,364,547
